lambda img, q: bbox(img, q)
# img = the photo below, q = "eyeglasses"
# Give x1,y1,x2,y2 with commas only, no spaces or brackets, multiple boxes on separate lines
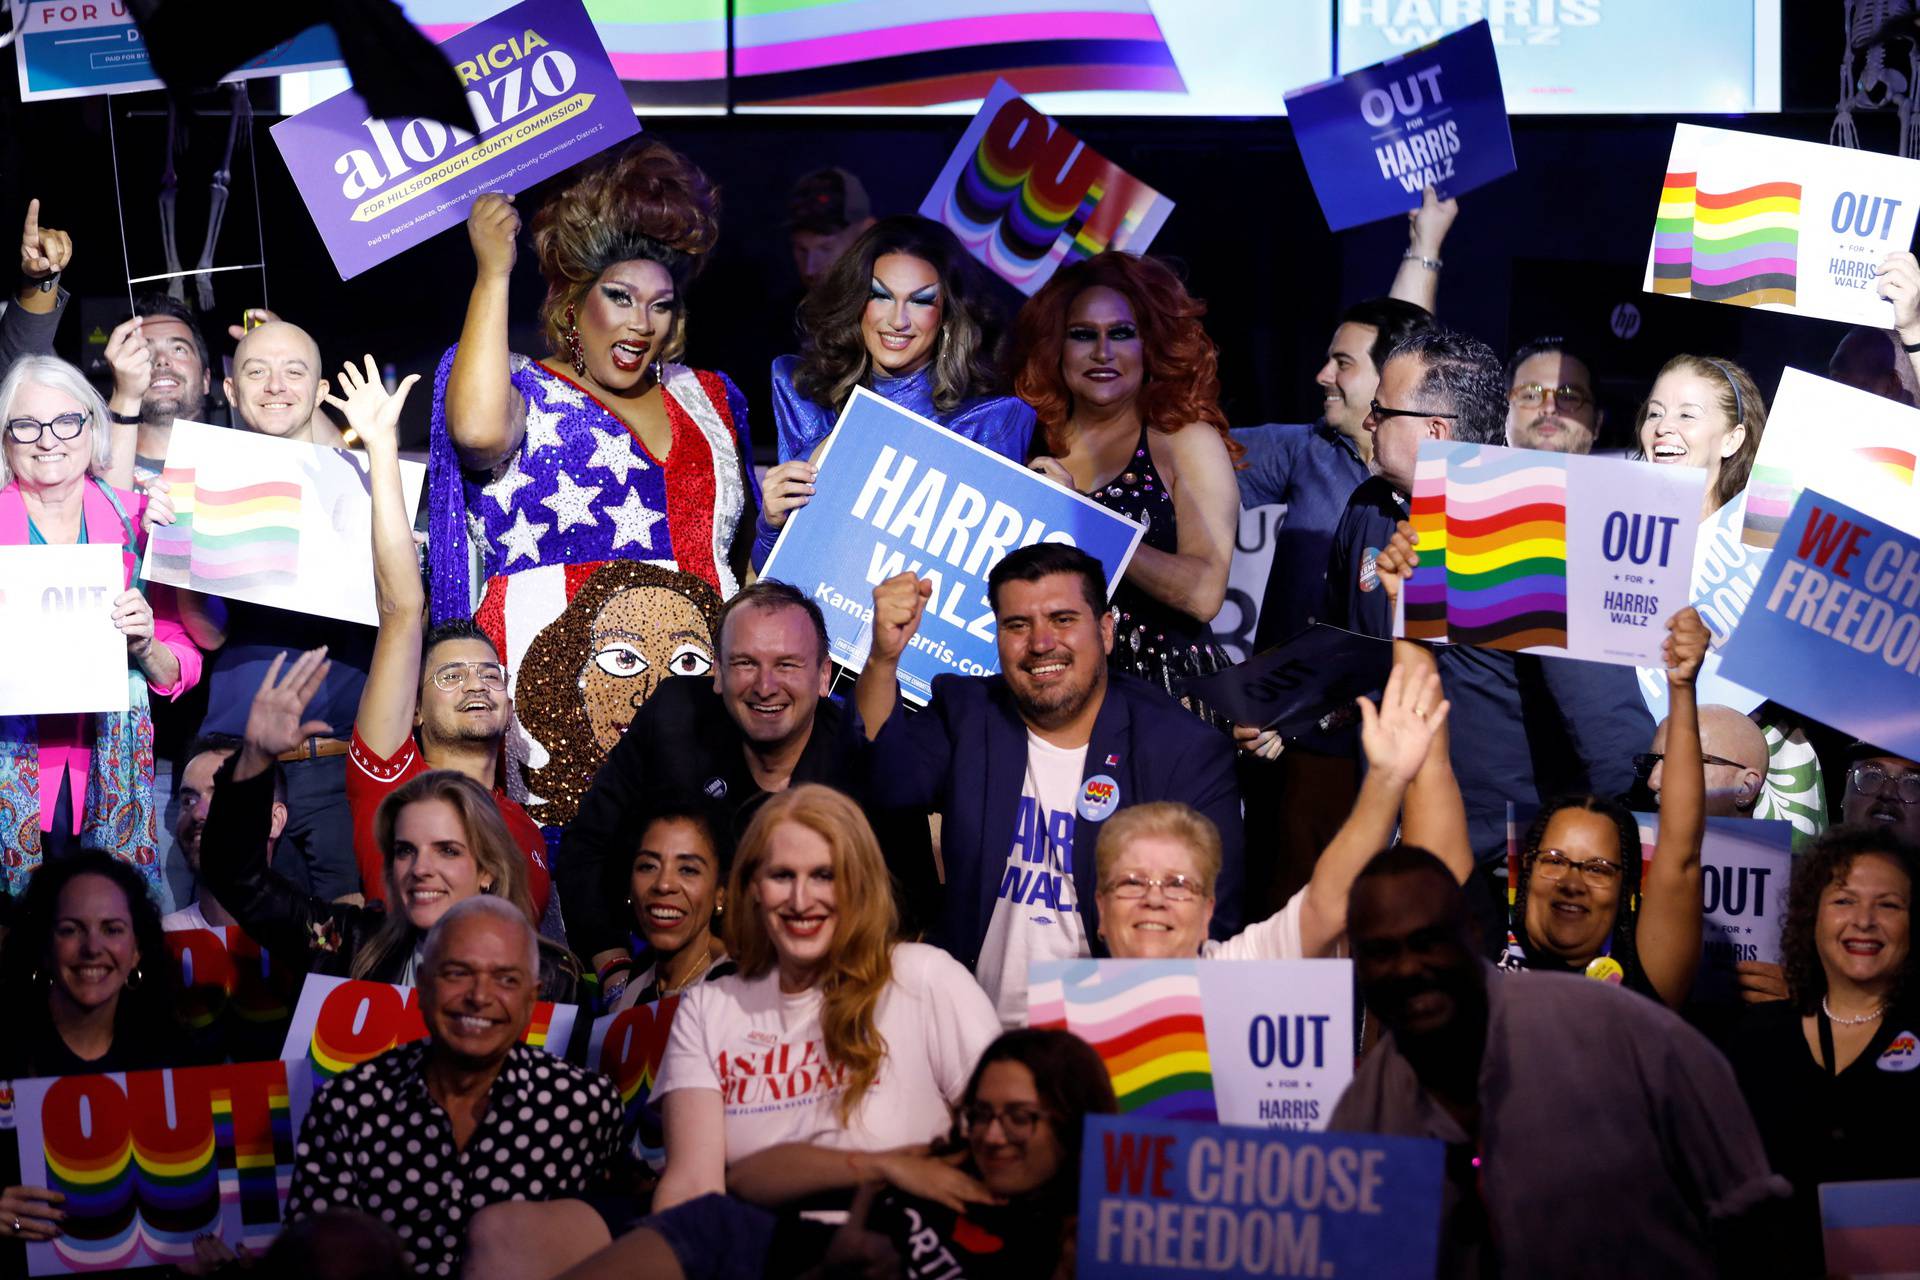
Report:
6,413,88,444
1632,752,1750,777
1850,764,1920,805
1528,849,1625,886
430,661,508,691
959,1104,1052,1140
1509,383,1593,412
1100,873,1207,902
1367,399,1457,423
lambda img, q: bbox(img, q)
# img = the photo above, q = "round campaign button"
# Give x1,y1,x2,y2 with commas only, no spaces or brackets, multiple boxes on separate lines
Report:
703,777,728,799
1077,774,1121,822
1584,956,1625,985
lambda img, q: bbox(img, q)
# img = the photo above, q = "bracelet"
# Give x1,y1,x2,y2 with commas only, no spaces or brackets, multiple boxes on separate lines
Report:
1403,252,1443,271
109,410,142,425
1901,335,1920,353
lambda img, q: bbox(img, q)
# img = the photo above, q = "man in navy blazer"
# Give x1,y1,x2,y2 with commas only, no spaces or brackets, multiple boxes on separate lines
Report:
855,543,1244,1024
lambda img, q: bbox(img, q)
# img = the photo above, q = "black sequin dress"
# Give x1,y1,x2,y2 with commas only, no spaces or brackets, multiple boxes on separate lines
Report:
1086,425,1232,729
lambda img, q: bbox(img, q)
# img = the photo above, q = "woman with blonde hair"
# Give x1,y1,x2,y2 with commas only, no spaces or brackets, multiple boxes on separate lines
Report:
1636,352,1767,521
197,648,578,998
551,785,998,1280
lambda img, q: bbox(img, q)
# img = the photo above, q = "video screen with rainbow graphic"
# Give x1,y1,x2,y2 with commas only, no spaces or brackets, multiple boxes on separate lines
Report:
1402,441,1705,669
1028,957,1352,1131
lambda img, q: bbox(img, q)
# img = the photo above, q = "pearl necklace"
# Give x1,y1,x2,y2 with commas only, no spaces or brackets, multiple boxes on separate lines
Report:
1822,995,1886,1026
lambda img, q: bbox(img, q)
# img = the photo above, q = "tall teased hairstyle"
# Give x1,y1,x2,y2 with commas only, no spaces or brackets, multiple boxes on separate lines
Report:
531,140,721,366
0,851,178,1054
792,215,1005,416
1339,297,1435,377
1635,354,1768,510
1385,328,1509,447
1780,825,1919,1014
356,770,536,981
987,541,1108,616
717,578,830,668
1514,795,1646,988
0,355,114,490
1014,253,1240,463
1094,802,1222,896
516,562,723,828
947,1029,1118,1206
724,785,899,1123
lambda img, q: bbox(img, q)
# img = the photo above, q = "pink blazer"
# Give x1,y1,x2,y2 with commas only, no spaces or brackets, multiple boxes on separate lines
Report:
0,480,203,833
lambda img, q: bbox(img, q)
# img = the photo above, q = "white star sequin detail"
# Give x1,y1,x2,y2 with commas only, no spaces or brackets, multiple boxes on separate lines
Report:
584,427,649,486
540,379,585,408
482,453,534,513
498,508,550,567
523,402,565,454
606,486,666,551
540,469,603,532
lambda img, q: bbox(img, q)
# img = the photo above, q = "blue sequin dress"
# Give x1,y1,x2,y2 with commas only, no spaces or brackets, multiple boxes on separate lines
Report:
770,354,1034,465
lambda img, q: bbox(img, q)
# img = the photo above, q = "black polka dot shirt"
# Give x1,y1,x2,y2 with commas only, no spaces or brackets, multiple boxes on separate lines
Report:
286,1041,623,1276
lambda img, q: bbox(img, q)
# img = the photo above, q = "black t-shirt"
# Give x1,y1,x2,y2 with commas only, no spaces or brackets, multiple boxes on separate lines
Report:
866,1193,1071,1280
1730,998,1920,1275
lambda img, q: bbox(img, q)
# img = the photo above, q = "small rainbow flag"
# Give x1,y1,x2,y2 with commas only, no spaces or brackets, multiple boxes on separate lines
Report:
1030,960,1215,1121
156,466,302,593
1405,454,1451,642
1651,171,1696,296
1653,169,1801,308
1443,455,1570,651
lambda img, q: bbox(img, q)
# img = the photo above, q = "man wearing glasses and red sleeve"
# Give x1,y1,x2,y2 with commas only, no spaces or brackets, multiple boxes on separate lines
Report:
333,358,552,921
1503,336,1605,456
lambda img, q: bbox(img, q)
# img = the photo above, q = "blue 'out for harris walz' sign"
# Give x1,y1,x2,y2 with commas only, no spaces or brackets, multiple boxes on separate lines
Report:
759,388,1144,703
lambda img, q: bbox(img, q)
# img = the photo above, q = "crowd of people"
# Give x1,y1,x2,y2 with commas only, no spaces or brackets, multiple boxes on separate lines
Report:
0,137,1915,1280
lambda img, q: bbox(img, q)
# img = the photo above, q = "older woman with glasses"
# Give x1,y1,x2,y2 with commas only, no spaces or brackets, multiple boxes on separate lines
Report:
1498,607,1713,1007
0,355,199,892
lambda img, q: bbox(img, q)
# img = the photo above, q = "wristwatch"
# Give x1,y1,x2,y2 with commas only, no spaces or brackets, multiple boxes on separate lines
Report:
29,271,58,294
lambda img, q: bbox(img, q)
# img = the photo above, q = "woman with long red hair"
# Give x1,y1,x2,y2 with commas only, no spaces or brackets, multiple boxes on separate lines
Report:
1013,254,1241,714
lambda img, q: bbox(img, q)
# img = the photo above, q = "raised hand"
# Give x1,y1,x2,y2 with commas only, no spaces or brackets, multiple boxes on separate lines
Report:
323,355,419,453
138,476,176,533
1358,659,1449,787
1663,606,1708,688
241,648,334,770
1408,186,1458,260
104,315,152,407
1372,519,1420,610
19,198,71,281
468,193,520,279
226,307,281,343
1876,251,1920,343
869,571,932,665
761,460,817,529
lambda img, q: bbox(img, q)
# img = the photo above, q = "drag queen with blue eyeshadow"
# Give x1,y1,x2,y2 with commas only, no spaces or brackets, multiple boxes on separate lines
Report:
754,215,1034,564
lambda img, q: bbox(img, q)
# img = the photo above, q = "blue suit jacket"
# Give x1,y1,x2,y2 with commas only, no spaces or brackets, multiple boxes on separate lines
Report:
871,671,1244,970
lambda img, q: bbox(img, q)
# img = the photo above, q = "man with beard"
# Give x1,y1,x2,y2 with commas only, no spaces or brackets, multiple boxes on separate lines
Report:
856,543,1244,1025
559,579,933,1007
335,358,551,922
1503,336,1604,455
1841,743,1920,845
1332,845,1787,1278
103,294,214,478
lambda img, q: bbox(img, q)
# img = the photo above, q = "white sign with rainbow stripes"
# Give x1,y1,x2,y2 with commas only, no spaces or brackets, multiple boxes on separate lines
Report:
1643,123,1920,327
140,420,425,626
1741,368,1920,551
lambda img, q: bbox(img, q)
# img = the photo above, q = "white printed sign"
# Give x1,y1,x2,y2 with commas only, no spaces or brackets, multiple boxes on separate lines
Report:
0,544,129,715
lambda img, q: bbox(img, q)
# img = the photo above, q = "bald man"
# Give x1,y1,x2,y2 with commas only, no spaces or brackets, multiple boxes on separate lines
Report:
226,320,344,445
1647,703,1768,818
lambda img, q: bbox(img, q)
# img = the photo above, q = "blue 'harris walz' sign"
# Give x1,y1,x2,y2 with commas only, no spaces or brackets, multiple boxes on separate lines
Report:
1284,19,1516,232
759,388,1144,704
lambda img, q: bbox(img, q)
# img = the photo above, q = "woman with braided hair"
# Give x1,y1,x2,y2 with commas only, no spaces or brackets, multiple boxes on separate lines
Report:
428,139,761,629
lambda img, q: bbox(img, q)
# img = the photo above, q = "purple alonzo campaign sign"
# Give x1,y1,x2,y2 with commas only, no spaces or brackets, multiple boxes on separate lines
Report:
759,387,1143,705
1718,490,1920,760
1284,20,1515,232
270,0,639,280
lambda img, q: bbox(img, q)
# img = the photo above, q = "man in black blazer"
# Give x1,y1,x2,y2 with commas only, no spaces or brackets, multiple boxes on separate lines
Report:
855,543,1243,1025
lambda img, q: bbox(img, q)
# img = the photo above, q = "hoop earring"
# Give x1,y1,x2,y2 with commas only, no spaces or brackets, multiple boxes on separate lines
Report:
564,303,585,378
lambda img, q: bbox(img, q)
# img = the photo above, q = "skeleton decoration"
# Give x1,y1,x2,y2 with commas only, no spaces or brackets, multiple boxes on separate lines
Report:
1834,0,1920,156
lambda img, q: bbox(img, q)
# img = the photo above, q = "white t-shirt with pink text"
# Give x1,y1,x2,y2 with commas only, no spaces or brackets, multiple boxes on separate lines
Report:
654,942,999,1164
